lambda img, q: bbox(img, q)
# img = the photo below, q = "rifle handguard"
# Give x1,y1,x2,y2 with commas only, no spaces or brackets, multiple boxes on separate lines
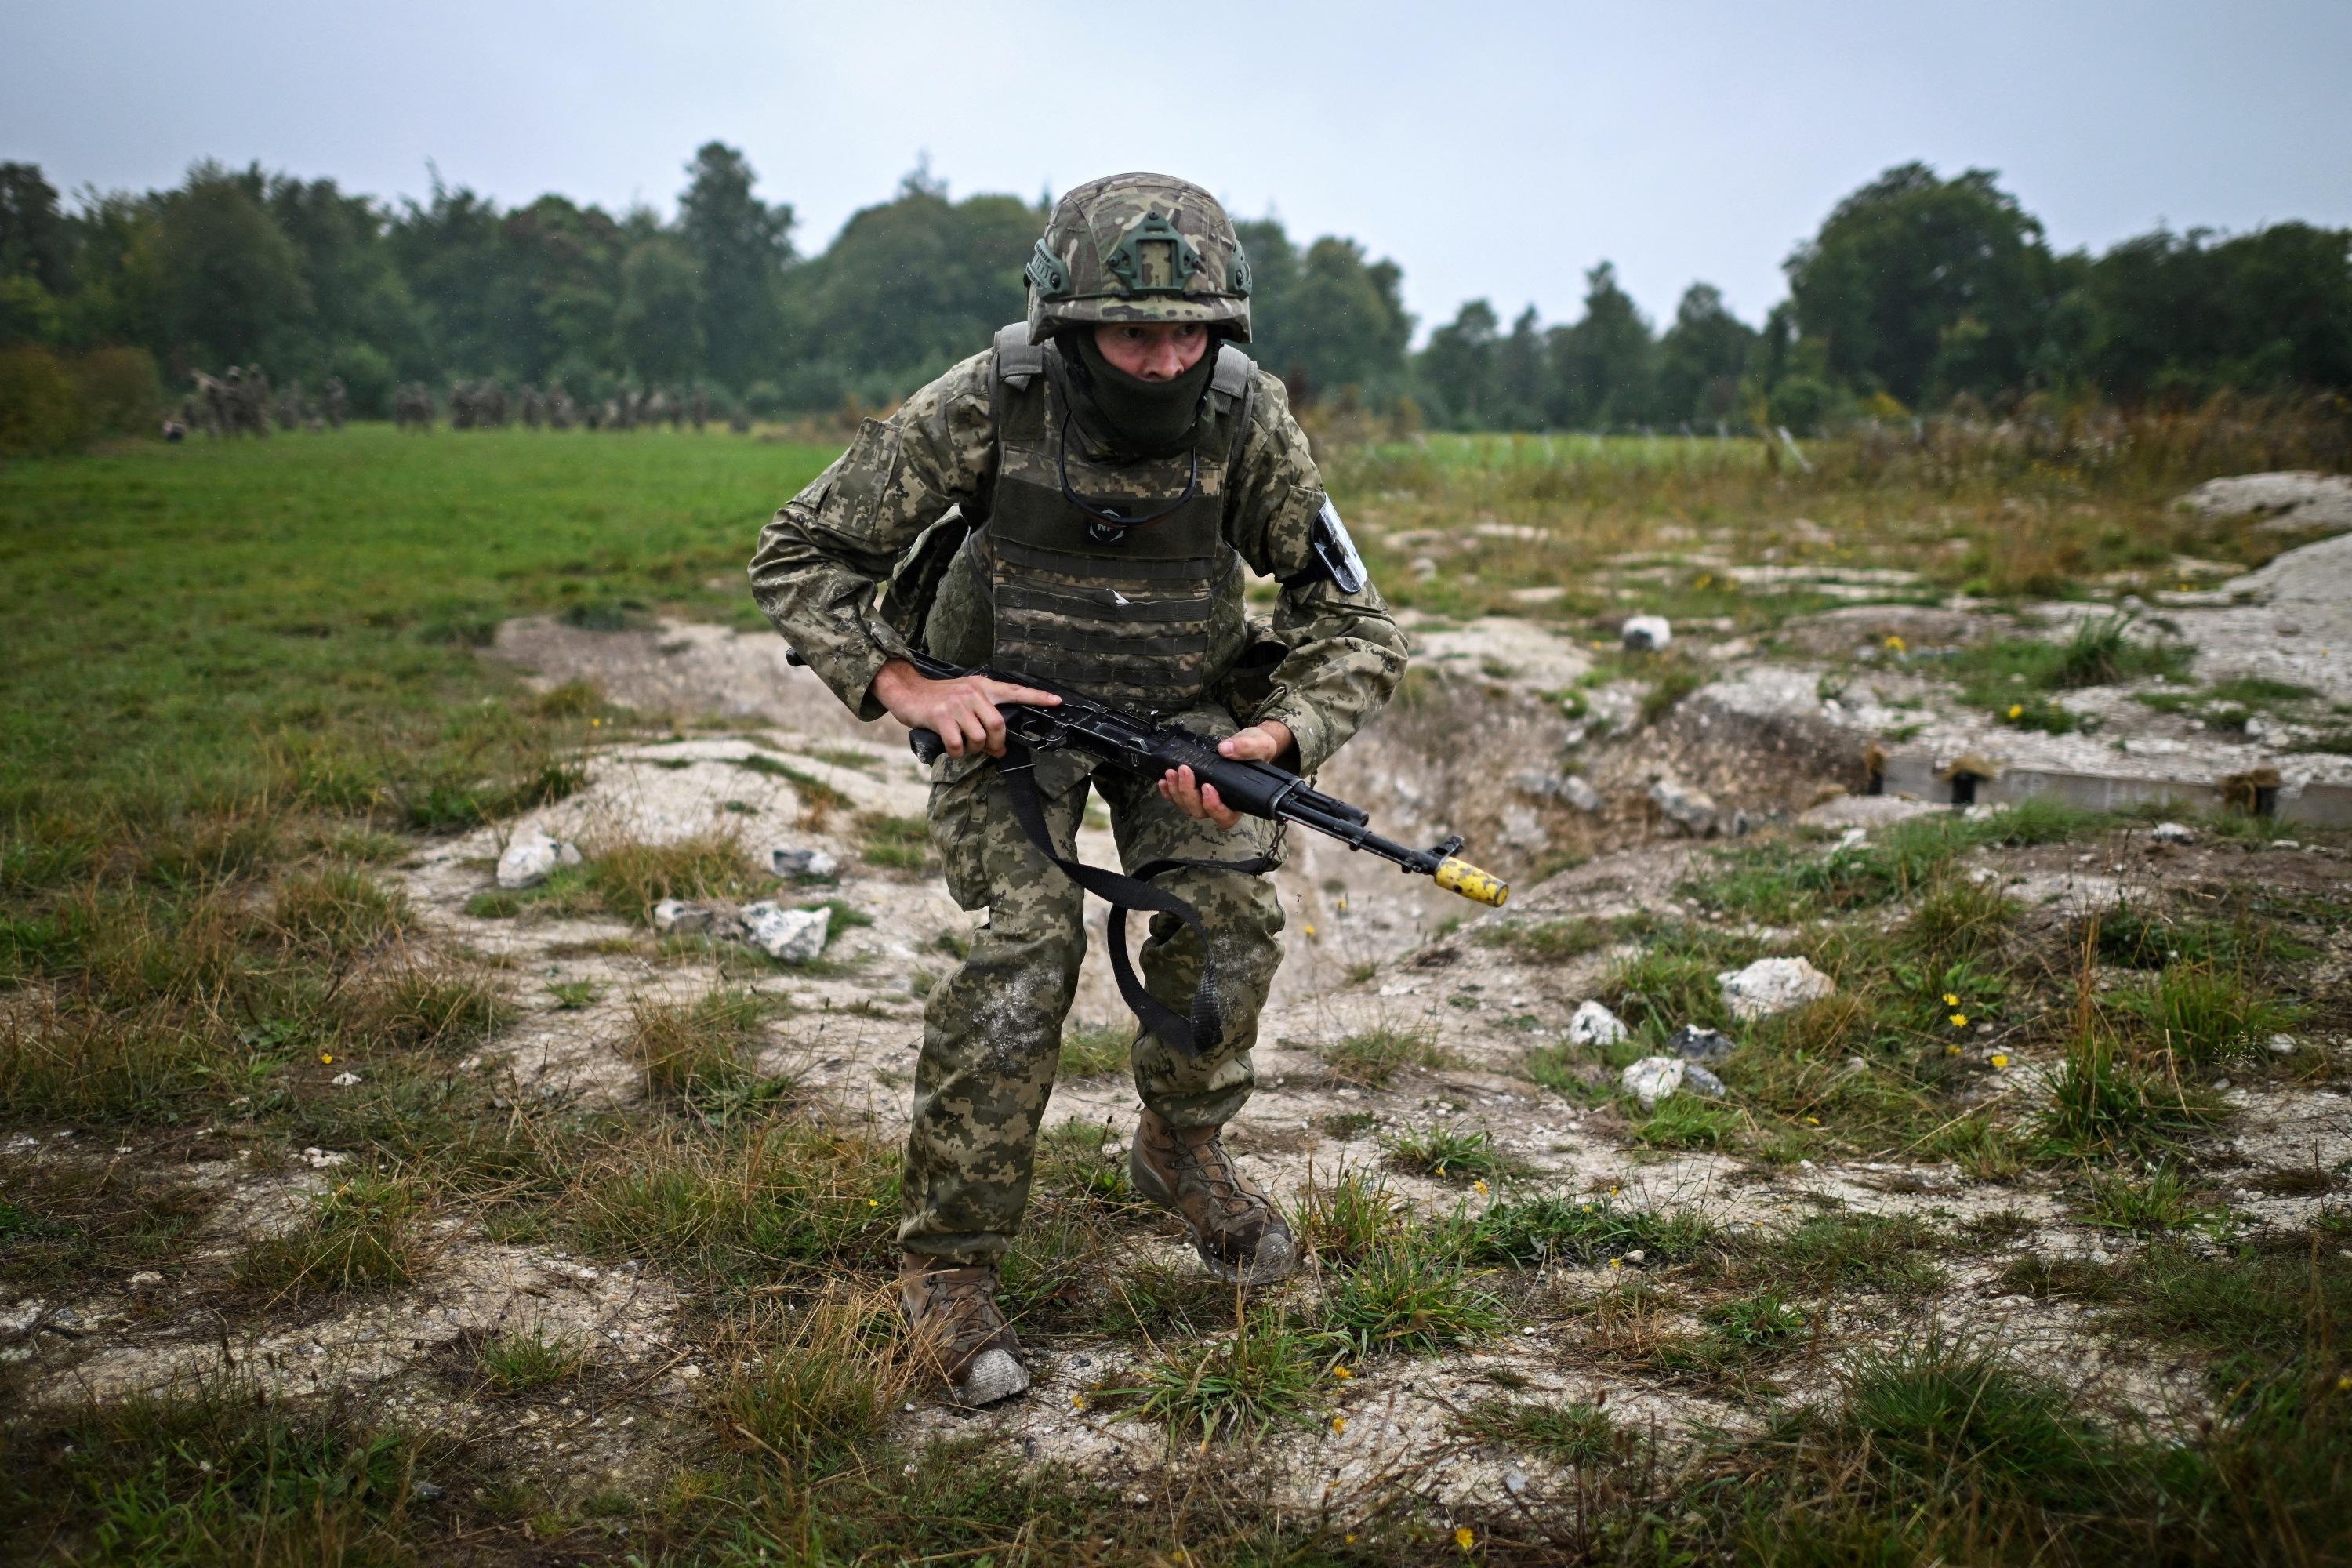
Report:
1434,856,1509,908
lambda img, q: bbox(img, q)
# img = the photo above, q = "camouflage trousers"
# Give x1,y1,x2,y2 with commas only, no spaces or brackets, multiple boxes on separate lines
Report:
898,738,1286,1265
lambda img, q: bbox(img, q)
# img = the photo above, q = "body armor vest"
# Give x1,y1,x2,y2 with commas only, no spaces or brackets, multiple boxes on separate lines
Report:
931,323,1254,714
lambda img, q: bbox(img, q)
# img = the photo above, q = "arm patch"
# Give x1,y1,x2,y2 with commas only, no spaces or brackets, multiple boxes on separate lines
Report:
1283,496,1368,594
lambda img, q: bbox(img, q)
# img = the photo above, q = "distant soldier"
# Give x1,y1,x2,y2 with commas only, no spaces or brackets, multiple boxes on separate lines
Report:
521,385,543,428
691,387,710,431
548,388,575,430
244,366,272,437
322,377,348,430
668,390,686,430
449,381,473,430
276,380,304,432
480,380,508,428
217,367,245,436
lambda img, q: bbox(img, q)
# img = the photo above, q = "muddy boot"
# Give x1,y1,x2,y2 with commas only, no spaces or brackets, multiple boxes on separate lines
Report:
898,1254,1030,1407
1129,1109,1297,1285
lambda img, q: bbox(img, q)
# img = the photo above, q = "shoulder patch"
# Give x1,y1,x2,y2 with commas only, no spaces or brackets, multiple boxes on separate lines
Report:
1210,343,1253,400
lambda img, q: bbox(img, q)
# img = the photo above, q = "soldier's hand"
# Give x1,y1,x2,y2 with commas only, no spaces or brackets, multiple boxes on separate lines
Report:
1160,721,1292,830
872,659,1058,759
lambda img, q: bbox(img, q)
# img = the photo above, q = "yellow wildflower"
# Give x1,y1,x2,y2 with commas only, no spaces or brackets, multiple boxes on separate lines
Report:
1457,1526,1477,1550
1943,993,1960,1007
1345,1535,1358,1546
1331,1415,1347,1434
2007,703,2024,720
2337,1375,2350,1392
1947,1044,1962,1056
1885,634,1907,652
1609,1257,1622,1269
1304,924,1317,938
1803,1116,1820,1126
1473,1179,1490,1196
1949,1013,1969,1028
1435,1165,1447,1178
1072,1393,1087,1410
319,1052,333,1065
1991,1052,2010,1069
1334,1365,1353,1380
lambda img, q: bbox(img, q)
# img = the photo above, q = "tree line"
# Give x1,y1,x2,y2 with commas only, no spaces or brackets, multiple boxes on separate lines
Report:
2,146,2347,434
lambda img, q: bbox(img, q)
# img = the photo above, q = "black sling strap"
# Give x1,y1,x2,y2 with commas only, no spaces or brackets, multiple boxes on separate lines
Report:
995,737,1272,1059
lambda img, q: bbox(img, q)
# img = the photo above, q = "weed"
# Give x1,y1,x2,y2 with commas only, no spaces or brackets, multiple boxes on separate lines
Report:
2038,1035,2224,1156
477,1323,586,1392
1296,1167,1406,1264
343,962,512,1054
549,978,600,1009
1323,1240,1507,1357
234,1174,425,1302
1477,914,1619,961
2082,1165,2228,1234
1387,1124,1523,1182
1320,1022,1447,1087
1058,1020,1131,1079
1635,1095,1744,1150
1459,1194,1719,1267
855,810,931,872
1455,1397,1622,1465
620,987,786,1110
2113,965,2301,1066
1704,1290,1811,1348
1747,1212,1946,1296
1130,1308,1337,1443
719,1299,906,1476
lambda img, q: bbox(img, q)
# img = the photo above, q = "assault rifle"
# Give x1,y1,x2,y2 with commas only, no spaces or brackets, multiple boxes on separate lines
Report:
897,650,1508,909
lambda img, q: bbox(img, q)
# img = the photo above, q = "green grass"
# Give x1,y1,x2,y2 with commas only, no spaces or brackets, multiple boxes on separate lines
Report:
854,809,931,871
2111,965,2302,1066
1126,1308,1338,1443
1058,1019,1131,1079
1457,1194,1719,1267
234,1173,426,1302
1385,1124,1523,1182
1454,1396,1623,1465
1319,1022,1449,1087
476,1323,586,1392
1323,1240,1508,1357
1947,615,2194,728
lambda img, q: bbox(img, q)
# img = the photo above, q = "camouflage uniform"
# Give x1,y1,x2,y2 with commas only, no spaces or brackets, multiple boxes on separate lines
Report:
748,176,1405,1269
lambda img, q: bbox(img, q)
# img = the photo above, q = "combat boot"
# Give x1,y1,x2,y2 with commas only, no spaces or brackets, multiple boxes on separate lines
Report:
1129,1109,1297,1284
898,1253,1030,1406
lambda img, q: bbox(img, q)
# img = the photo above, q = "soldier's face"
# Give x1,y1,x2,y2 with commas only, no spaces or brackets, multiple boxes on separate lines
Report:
1093,322,1209,383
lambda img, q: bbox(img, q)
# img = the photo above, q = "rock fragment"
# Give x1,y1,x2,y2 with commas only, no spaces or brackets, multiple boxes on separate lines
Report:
1568,1000,1627,1047
1666,1025,1734,1062
652,898,716,935
1649,778,1719,836
1717,956,1836,1020
1621,1056,1730,1108
770,846,840,880
741,902,831,963
1621,614,1673,651
1559,775,1602,813
495,829,581,890
2149,821,2198,845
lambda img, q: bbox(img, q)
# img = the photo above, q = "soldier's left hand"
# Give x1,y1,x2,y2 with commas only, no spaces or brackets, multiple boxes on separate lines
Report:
1160,721,1293,829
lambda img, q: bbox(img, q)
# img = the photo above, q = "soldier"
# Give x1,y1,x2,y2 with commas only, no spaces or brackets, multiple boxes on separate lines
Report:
322,376,347,430
521,385,543,429
750,173,1405,1407
549,388,576,430
244,366,271,437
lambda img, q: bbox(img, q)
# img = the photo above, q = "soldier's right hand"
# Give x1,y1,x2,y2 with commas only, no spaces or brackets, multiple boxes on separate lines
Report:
871,659,1060,759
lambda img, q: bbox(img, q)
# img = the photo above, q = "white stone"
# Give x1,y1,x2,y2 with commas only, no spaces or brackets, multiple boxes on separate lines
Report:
301,1147,350,1169
1559,775,1603,813
1649,778,1719,836
495,829,581,890
1568,1000,1628,1047
741,902,832,964
2268,1033,2298,1054
2150,821,2198,845
2176,471,2352,532
1621,614,1674,651
1620,1056,1686,1110
329,1071,361,1087
651,898,716,935
769,846,840,880
1718,956,1838,1020
126,1271,163,1289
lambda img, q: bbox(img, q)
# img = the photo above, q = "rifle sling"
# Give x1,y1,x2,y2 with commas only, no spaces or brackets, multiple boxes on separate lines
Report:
996,736,1272,1059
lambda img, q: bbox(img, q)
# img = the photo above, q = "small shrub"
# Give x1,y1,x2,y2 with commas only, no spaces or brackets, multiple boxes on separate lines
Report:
2082,1165,2227,1234
1705,1290,1810,1348
266,866,411,960
1636,1095,1744,1150
344,964,511,1054
720,1300,906,1475
2038,1036,2223,1155
1459,1195,1718,1267
620,988,783,1111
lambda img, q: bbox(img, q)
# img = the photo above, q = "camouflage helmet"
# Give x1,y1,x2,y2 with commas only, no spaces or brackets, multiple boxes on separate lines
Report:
1025,172,1252,344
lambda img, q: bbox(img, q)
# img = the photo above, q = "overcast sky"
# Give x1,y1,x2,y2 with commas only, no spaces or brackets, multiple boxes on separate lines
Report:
7,0,2350,337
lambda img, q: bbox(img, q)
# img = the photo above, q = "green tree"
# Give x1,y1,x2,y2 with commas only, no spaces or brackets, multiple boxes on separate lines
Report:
1284,236,1412,401
152,162,309,369
0,163,72,290
1785,162,2053,406
1547,262,1655,428
1418,298,1501,428
678,142,793,390
615,236,705,384
1655,282,1756,424
1495,306,1548,428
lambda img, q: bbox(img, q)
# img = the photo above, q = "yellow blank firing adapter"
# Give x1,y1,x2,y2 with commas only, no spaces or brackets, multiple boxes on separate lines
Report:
1434,857,1509,908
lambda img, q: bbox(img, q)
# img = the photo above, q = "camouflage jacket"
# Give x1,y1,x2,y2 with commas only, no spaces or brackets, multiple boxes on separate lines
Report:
747,347,1405,775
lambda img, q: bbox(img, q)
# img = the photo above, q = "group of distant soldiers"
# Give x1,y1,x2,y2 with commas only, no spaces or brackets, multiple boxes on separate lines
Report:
182,368,749,437
408,379,739,434
183,366,349,437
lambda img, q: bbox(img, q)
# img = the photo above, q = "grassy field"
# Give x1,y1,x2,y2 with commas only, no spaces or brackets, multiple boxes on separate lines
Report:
3,423,2350,1564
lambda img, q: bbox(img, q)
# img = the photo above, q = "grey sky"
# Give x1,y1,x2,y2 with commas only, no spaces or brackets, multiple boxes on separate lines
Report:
7,0,2350,337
